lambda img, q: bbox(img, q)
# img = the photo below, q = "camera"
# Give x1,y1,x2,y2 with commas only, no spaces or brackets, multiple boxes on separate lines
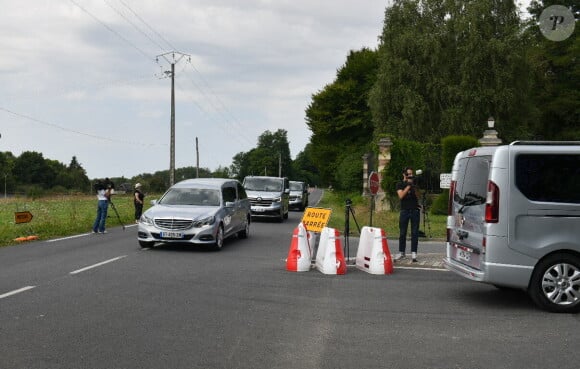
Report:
94,178,116,194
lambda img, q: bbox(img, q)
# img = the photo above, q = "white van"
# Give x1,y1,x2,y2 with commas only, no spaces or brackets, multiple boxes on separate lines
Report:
444,141,580,313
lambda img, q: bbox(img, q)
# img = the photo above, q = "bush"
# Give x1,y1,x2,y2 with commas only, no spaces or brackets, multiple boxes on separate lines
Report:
334,151,364,191
430,190,449,215
441,135,479,172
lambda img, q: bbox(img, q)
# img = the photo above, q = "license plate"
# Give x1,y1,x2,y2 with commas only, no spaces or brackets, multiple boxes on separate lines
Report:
160,231,183,239
457,249,471,262
253,208,265,212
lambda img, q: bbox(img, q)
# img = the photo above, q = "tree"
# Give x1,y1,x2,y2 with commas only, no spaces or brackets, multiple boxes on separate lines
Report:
306,48,379,189
13,151,57,189
370,0,535,143
212,165,231,178
526,0,580,139
0,151,16,194
66,156,90,191
291,143,320,187
231,129,293,180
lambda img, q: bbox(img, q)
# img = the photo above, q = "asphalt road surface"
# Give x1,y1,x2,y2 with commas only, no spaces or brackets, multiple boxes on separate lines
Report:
1,189,579,369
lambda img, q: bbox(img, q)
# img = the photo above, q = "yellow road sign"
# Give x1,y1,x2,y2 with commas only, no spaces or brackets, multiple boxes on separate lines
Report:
300,207,332,233
15,211,33,224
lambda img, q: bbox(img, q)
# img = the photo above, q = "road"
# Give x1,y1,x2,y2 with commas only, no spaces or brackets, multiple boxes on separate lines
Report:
1,189,579,369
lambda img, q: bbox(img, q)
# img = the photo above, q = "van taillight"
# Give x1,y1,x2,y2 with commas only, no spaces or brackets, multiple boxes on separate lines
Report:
447,180,456,215
485,180,499,223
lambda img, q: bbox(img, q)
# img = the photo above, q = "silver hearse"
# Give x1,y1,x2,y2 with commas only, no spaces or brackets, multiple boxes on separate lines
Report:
137,178,251,250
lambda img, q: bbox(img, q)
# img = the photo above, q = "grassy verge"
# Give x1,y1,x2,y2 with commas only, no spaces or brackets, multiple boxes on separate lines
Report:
316,190,447,240
0,195,155,247
0,190,447,248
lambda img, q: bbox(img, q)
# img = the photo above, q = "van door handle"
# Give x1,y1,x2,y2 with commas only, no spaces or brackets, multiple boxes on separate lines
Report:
456,230,469,240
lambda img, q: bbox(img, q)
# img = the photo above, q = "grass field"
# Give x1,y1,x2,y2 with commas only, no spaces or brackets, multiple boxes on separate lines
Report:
0,194,153,247
0,190,447,248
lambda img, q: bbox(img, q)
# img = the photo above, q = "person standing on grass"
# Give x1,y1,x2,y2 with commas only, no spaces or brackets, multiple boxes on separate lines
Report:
92,179,111,234
394,167,420,262
134,183,145,223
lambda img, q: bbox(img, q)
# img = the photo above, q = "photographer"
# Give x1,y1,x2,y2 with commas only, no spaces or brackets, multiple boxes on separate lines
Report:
394,167,420,262
134,183,145,223
91,178,113,234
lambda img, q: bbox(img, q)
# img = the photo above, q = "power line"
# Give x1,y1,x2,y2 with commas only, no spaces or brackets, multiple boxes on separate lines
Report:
104,0,167,52
118,0,177,52
71,0,255,157
0,106,166,147
68,0,153,62
179,63,254,147
111,0,255,149
183,60,255,146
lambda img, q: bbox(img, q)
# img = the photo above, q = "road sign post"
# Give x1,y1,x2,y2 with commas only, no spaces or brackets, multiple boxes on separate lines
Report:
368,172,380,226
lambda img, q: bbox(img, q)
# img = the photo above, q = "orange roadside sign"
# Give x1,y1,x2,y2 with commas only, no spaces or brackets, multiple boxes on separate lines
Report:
15,211,33,224
300,207,332,233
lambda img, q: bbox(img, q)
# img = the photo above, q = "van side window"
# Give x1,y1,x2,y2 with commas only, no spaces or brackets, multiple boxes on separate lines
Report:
516,154,580,204
455,156,490,205
222,186,236,203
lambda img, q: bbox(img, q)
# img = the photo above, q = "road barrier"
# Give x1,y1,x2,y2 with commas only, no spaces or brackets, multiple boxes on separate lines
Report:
355,226,393,275
315,227,346,275
285,222,312,272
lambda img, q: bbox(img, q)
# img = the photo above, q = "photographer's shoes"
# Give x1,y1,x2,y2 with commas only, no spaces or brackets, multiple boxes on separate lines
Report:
393,252,418,262
393,253,406,261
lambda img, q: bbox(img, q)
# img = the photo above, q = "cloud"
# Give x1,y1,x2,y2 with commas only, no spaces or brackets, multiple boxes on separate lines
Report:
0,0,388,179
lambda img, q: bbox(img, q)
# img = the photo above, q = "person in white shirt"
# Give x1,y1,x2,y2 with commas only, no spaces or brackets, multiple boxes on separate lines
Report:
92,179,112,233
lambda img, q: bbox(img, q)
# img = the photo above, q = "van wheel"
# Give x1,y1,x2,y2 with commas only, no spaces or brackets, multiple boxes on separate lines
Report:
529,253,580,313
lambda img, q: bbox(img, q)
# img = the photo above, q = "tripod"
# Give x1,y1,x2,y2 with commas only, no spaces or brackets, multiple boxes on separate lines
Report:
344,199,361,264
418,191,431,238
108,198,126,231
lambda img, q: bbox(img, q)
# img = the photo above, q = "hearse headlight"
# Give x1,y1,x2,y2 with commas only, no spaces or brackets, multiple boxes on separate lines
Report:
140,214,153,225
192,216,215,227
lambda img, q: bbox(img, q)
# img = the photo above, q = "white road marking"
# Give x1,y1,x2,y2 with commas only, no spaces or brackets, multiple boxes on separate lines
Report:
47,225,137,243
70,256,127,275
0,286,36,299
47,234,92,242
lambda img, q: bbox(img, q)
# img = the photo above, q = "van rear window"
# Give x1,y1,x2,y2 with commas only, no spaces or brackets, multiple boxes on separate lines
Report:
454,156,490,206
516,154,580,204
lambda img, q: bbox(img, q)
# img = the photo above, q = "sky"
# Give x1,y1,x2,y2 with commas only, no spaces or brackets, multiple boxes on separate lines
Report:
0,0,391,180
0,0,532,180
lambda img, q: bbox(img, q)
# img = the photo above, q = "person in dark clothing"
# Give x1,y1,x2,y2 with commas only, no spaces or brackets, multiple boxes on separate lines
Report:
134,183,145,223
394,167,420,262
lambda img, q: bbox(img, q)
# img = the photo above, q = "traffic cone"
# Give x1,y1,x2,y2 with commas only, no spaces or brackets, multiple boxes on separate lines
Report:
286,222,311,272
315,227,346,275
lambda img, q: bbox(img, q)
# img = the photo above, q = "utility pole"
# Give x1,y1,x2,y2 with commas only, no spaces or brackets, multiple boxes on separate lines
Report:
278,152,282,177
195,137,199,178
156,52,190,186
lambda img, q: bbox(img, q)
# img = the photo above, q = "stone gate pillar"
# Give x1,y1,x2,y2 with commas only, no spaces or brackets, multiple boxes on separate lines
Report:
375,137,393,211
362,153,369,196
